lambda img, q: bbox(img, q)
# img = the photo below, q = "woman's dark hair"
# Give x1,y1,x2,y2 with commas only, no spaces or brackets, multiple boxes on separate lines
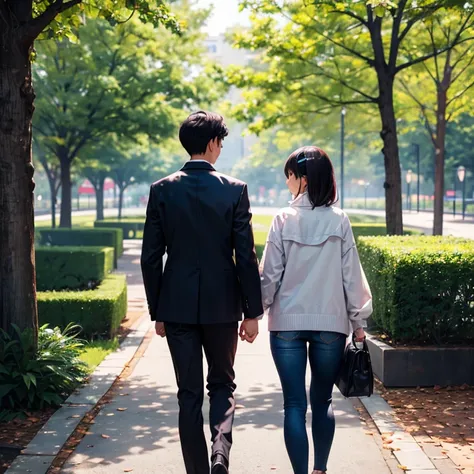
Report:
284,146,338,208
179,111,229,156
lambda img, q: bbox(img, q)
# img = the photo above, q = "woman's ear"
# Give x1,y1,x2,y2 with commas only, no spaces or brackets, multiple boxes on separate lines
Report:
302,176,308,189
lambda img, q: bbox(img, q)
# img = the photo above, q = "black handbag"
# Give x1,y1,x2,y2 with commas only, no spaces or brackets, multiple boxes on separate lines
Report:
336,334,374,398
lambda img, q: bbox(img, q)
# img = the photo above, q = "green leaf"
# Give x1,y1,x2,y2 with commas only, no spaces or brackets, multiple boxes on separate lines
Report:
0,384,18,399
22,374,31,390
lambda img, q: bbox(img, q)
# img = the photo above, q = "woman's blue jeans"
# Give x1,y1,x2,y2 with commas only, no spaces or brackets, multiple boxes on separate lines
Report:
270,331,346,474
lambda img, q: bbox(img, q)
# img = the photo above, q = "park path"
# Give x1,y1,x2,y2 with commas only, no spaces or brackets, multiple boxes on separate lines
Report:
58,241,395,474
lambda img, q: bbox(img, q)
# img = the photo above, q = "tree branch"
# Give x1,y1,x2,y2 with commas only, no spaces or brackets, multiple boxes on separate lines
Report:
280,8,375,66
421,60,438,85
23,0,82,42
399,78,436,146
446,79,474,107
368,12,386,69
389,0,408,71
396,45,449,73
451,48,474,84
427,21,441,83
329,9,368,27
398,2,444,45
397,35,474,73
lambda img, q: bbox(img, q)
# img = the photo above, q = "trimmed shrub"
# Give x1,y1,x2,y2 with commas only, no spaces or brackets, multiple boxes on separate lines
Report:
36,246,114,291
358,236,474,345
38,274,128,339
38,227,123,268
0,323,88,418
95,219,144,239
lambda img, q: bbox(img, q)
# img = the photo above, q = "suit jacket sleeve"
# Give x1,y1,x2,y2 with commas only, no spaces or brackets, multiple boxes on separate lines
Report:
232,184,264,319
141,185,166,321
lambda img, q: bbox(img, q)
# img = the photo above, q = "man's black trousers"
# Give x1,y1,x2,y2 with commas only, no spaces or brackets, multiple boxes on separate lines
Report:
165,322,238,474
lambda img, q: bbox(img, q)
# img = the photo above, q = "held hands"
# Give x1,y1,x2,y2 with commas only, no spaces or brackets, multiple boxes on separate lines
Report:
354,327,366,342
155,321,166,338
239,319,259,343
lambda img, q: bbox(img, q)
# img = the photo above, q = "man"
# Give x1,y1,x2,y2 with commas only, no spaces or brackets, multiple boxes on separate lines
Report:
141,111,263,474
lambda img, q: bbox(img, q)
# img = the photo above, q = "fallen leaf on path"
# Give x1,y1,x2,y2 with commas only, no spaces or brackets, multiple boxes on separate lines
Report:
124,469,133,472
117,408,128,412
101,434,110,439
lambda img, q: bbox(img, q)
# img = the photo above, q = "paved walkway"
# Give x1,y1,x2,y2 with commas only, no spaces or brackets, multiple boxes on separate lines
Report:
60,331,393,474
58,241,395,474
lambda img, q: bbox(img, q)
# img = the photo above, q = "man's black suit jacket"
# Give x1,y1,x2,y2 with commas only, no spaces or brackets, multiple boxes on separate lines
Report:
141,161,263,324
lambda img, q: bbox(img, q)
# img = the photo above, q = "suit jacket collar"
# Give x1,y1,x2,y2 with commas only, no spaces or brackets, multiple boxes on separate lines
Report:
181,161,215,172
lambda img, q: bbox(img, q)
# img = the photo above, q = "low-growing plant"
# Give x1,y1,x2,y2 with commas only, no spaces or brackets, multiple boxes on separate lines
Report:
38,274,128,339
0,323,89,420
358,236,474,344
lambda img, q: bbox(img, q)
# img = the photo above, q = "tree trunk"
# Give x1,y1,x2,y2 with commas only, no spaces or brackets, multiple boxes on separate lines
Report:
0,35,38,337
59,154,72,228
95,178,105,221
118,186,125,219
51,192,57,229
45,173,59,228
433,64,452,236
433,130,446,236
377,74,403,235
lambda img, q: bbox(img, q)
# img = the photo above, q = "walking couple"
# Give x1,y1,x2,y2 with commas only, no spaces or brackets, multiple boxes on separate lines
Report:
141,111,372,474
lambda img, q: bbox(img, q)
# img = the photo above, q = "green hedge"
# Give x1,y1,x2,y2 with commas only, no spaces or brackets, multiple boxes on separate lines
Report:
36,246,114,291
358,236,474,345
38,274,127,339
38,228,123,268
95,219,144,239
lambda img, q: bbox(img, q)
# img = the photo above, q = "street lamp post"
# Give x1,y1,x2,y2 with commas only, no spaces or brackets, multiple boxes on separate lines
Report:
406,170,412,211
364,182,370,209
413,143,420,212
458,166,466,220
453,167,457,217
340,107,346,209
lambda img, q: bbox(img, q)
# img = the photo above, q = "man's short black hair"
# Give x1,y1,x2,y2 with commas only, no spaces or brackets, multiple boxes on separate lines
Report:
179,111,229,156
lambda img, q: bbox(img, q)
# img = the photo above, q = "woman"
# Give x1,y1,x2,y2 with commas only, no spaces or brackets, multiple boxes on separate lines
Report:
260,146,372,474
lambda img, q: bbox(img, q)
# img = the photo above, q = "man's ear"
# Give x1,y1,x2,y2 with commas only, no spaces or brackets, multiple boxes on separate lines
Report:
207,138,216,153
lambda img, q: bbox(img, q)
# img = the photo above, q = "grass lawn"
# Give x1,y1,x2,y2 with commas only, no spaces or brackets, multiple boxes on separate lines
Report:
79,338,120,372
35,215,96,228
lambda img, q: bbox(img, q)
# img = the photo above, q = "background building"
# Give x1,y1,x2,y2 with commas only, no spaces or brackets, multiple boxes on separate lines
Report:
204,34,257,174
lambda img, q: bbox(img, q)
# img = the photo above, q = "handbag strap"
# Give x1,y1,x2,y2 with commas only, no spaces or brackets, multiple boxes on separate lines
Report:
352,333,370,354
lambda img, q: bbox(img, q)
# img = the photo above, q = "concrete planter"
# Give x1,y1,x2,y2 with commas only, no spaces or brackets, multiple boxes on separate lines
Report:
366,333,474,387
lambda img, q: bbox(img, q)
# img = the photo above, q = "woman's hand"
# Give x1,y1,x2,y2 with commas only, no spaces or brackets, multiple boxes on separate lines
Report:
354,327,366,342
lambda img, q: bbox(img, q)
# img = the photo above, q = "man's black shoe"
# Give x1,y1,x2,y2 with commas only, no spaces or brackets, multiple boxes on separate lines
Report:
211,453,229,474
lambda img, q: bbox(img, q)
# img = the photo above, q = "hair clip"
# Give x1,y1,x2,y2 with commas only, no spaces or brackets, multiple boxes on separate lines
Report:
297,152,307,164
